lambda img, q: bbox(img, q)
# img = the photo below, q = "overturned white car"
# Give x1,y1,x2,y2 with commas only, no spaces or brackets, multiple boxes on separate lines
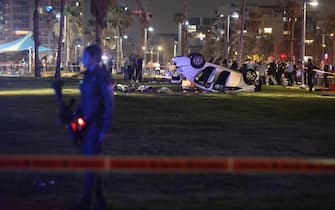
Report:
171,53,257,92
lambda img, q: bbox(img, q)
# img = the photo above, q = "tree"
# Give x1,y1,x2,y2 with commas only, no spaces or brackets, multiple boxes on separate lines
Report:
90,0,113,47
286,1,301,61
65,4,83,64
105,5,133,70
33,0,41,77
55,0,65,78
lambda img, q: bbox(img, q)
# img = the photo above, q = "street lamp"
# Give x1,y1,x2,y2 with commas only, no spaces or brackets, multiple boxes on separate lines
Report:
309,1,318,6
144,26,154,70
148,26,154,32
173,41,178,57
320,33,333,67
301,0,318,87
75,44,81,63
225,12,239,60
157,46,163,65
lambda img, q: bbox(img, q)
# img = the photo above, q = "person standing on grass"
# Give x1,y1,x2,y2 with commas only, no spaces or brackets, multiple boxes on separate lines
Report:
287,61,295,86
135,54,143,82
77,44,113,210
257,61,267,86
306,58,315,92
267,60,277,85
323,63,329,88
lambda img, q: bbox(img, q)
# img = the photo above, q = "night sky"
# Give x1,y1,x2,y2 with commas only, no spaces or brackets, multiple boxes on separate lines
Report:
126,0,334,40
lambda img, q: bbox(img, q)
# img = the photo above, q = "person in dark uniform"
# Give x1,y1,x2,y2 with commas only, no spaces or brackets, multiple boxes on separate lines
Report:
306,58,315,92
77,44,113,210
230,60,238,70
135,55,143,82
323,63,329,88
129,54,136,81
267,60,277,85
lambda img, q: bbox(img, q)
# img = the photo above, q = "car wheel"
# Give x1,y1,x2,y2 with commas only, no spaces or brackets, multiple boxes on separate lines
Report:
243,69,257,85
189,53,206,69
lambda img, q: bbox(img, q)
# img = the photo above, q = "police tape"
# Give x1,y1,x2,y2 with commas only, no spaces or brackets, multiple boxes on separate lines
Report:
313,69,335,76
0,156,335,174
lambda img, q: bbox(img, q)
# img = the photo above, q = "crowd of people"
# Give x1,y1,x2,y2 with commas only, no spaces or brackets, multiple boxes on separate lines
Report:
249,59,334,92
123,54,143,82
209,56,335,92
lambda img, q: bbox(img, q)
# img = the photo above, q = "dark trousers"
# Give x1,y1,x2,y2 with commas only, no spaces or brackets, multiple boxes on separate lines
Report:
324,75,329,88
259,76,266,86
128,67,134,81
135,67,142,81
287,72,293,86
307,73,314,92
80,122,105,209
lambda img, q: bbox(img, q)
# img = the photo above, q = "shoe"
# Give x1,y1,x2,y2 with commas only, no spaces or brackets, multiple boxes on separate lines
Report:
75,199,91,210
95,193,106,210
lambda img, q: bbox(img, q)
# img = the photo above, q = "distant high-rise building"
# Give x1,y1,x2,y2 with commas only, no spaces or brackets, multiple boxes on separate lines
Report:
3,0,33,41
38,0,60,49
216,1,287,58
0,0,6,41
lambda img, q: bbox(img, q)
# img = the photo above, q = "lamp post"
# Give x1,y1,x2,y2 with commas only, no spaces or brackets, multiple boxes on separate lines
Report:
177,22,182,55
75,44,81,63
225,12,239,60
173,41,178,57
320,33,333,68
143,26,154,70
300,0,318,87
157,46,162,65
237,0,246,68
150,47,154,63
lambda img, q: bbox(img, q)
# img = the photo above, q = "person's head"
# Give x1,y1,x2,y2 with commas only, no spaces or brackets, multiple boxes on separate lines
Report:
308,58,312,64
82,44,102,71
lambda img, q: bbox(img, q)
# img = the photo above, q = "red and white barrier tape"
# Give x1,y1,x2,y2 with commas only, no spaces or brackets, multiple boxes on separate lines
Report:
0,156,335,174
313,69,335,76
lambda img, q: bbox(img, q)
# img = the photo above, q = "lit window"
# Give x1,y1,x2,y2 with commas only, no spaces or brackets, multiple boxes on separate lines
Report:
264,27,272,34
305,40,314,44
283,30,290,35
188,25,197,33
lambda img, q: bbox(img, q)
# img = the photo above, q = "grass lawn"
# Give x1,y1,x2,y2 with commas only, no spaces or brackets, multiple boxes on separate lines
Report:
0,77,335,210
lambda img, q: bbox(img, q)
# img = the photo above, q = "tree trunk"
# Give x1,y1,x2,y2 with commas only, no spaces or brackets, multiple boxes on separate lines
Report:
96,23,102,47
237,0,247,68
290,21,296,62
33,0,41,77
177,22,182,56
182,0,188,55
55,0,65,78
116,26,122,73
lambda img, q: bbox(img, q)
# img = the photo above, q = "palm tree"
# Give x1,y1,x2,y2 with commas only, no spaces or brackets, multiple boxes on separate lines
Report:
33,0,41,77
286,1,301,61
173,13,185,56
90,0,113,47
105,5,133,71
65,4,83,64
55,0,65,78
